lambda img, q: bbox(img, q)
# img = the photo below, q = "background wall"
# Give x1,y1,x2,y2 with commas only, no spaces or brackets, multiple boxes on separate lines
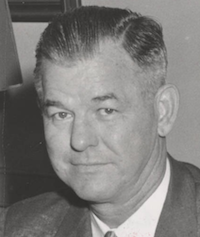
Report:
12,0,200,167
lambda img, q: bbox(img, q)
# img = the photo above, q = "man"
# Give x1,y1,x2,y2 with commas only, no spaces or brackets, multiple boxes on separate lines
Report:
1,5,200,237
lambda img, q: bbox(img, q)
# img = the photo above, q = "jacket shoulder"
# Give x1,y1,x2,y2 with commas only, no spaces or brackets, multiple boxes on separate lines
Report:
169,154,200,184
181,161,200,183
4,192,76,236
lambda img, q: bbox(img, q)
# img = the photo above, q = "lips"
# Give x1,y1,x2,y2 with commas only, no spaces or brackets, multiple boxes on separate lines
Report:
70,163,109,175
71,162,108,166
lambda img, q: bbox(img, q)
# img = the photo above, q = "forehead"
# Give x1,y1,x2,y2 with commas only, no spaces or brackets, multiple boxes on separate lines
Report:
42,40,143,101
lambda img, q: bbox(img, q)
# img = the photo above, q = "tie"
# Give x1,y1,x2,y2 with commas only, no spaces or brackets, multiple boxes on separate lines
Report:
104,231,117,237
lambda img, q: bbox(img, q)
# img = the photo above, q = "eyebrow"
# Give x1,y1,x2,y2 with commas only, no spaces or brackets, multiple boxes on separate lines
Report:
92,93,118,103
43,99,65,109
42,93,118,111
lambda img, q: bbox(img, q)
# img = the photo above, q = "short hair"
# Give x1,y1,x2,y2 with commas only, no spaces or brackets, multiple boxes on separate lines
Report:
34,6,167,103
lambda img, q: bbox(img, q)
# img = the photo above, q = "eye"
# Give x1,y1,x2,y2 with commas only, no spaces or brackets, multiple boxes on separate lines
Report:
53,112,72,120
99,108,116,116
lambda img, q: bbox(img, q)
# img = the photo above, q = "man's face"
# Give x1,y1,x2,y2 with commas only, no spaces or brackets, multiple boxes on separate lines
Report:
42,42,160,205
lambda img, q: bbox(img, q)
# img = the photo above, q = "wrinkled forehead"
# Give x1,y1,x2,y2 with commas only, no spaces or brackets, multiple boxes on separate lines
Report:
43,39,142,79
41,42,146,111
39,40,150,110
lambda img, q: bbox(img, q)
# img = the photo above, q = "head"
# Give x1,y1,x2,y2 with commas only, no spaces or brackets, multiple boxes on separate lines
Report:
34,6,179,206
34,6,167,103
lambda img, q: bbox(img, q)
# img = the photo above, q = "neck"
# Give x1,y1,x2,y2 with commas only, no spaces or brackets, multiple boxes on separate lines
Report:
90,138,167,228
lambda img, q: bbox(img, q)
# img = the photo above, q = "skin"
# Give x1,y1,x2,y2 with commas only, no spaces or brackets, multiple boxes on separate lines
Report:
41,41,171,227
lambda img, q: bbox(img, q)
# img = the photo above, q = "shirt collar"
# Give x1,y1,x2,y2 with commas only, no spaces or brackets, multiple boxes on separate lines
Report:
91,159,170,237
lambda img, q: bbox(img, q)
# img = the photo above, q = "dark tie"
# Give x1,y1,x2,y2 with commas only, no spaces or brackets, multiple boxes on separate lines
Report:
104,231,117,237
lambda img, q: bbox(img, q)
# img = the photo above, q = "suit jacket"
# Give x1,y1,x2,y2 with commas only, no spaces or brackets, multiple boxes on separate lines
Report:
1,156,200,237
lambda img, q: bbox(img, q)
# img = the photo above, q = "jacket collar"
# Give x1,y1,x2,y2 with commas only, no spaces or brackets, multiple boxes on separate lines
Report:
155,155,198,237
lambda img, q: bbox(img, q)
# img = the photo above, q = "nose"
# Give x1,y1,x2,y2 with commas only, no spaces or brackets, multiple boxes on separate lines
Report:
70,116,98,152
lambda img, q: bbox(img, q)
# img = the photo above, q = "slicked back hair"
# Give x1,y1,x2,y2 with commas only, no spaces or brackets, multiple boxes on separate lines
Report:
34,6,167,103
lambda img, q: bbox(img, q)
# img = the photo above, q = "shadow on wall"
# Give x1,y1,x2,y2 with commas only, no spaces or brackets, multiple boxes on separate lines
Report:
0,80,67,207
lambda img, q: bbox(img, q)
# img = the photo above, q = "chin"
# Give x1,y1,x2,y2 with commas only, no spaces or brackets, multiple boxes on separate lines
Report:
75,190,108,203
69,180,116,203
55,167,119,202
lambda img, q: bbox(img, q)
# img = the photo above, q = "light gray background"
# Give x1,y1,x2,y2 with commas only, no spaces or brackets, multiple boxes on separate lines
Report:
13,0,200,167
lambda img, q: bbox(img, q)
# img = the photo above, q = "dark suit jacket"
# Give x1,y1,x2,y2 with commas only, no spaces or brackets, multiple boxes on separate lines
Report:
1,156,200,237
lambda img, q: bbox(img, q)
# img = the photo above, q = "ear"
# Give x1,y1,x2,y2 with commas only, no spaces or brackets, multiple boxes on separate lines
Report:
155,84,179,137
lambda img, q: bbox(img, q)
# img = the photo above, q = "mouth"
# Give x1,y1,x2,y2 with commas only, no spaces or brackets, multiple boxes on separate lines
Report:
71,162,109,172
71,162,109,167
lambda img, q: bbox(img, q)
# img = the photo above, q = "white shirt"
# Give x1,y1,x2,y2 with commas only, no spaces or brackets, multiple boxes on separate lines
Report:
91,159,170,237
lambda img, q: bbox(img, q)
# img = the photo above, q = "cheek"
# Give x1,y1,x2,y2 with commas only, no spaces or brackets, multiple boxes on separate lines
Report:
45,131,71,180
44,122,70,163
44,118,66,145
102,121,140,154
101,115,157,164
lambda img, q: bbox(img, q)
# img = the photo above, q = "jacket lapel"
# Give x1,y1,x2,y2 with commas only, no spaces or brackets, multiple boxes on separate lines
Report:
155,157,198,237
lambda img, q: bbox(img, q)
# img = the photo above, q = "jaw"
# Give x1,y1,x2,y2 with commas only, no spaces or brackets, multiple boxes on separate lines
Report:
89,137,167,228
